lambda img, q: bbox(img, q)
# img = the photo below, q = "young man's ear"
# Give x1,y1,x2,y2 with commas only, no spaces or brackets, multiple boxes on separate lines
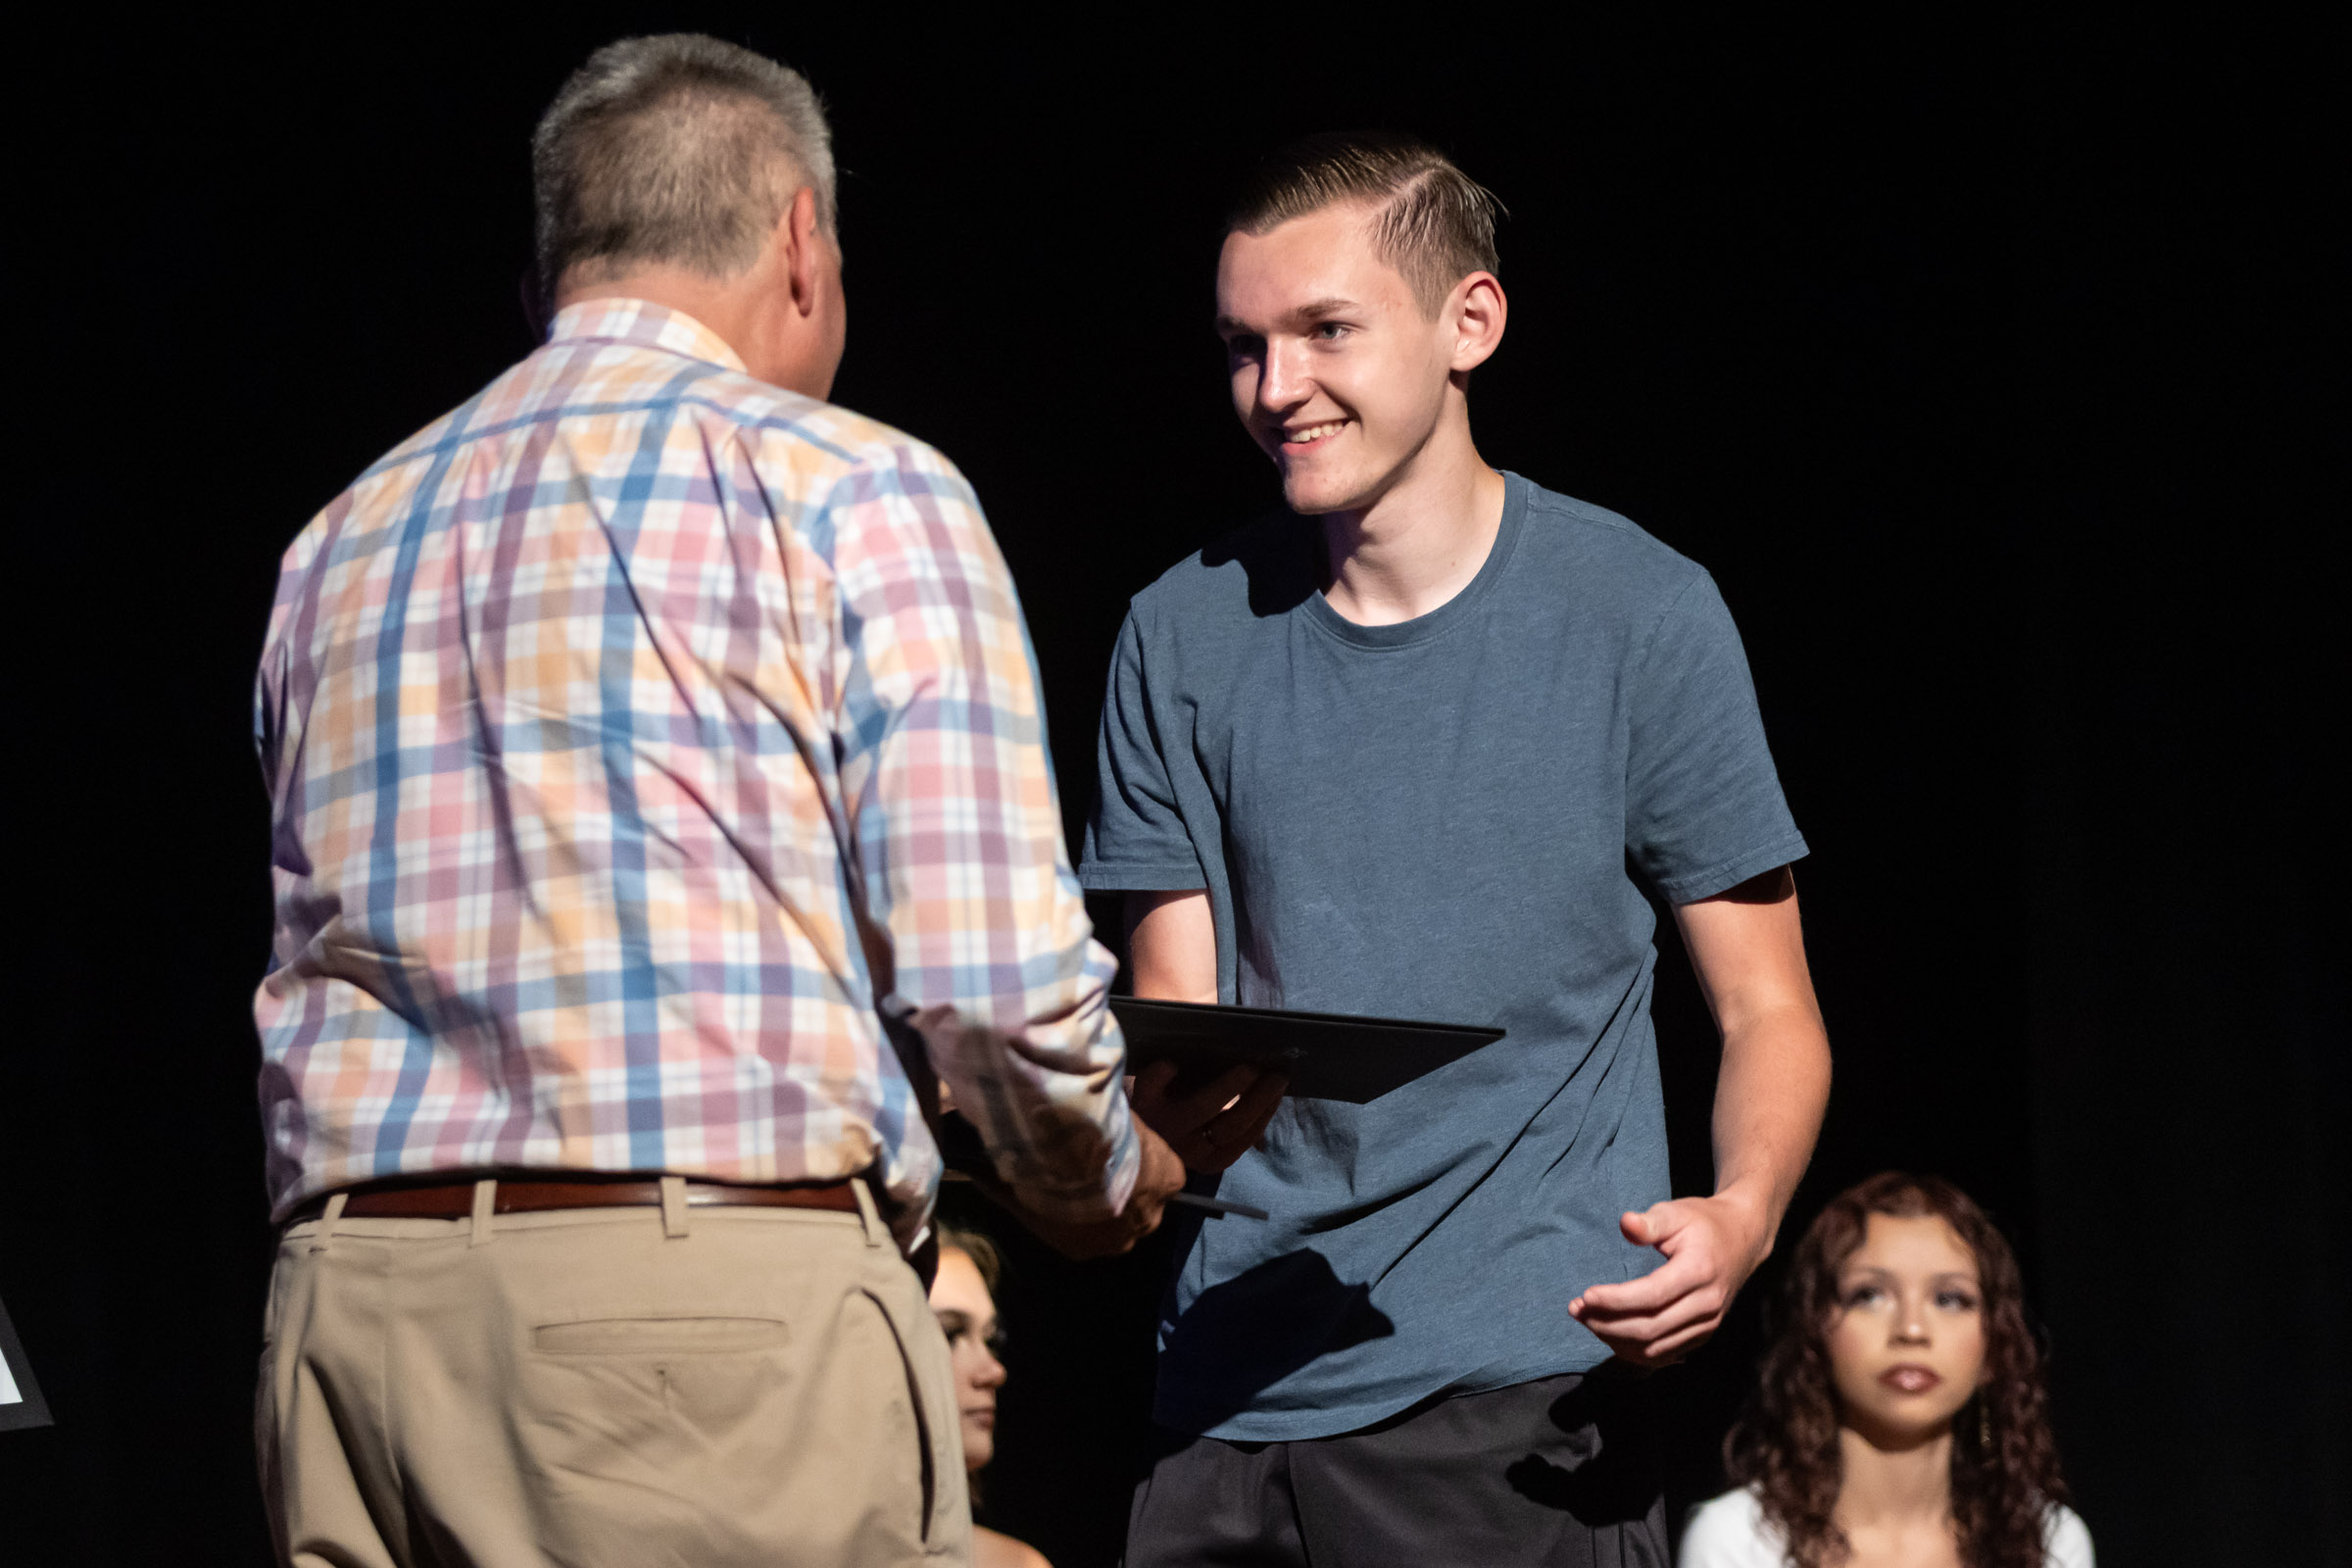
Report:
1448,271,1508,374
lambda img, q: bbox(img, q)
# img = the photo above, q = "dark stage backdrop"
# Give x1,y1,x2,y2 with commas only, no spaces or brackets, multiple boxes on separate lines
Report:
4,14,2337,1565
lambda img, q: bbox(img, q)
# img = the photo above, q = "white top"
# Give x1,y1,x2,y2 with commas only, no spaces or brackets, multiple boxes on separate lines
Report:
1679,1487,2094,1568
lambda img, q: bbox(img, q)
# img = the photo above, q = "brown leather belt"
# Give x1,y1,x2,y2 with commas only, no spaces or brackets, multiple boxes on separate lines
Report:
286,1175,860,1224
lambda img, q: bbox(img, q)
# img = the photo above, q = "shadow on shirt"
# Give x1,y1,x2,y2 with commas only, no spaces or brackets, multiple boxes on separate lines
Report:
1199,514,1322,619
1155,1248,1396,1433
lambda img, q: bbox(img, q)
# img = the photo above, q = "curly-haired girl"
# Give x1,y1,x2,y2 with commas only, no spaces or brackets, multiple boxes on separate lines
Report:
1680,1173,2092,1568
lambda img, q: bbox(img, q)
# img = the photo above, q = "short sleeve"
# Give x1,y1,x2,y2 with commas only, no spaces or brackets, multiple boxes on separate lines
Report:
1676,1489,1781,1567
1626,571,1808,904
2044,1505,2095,1568
1081,609,1208,892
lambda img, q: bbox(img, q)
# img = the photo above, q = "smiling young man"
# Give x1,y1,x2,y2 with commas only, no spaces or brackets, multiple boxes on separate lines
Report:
1081,134,1834,1564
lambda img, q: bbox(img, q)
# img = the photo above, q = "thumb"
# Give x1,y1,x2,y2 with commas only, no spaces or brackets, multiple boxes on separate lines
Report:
1621,1201,1686,1250
1130,1059,1178,1107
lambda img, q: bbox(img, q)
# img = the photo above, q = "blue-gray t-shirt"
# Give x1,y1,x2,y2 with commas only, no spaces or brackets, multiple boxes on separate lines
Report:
1080,473,1806,1441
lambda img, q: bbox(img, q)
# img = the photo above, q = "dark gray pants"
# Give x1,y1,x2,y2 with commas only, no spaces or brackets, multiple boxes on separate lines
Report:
1125,1369,1667,1567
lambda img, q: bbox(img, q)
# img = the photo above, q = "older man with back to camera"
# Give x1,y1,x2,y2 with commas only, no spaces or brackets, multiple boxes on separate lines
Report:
250,34,1182,1568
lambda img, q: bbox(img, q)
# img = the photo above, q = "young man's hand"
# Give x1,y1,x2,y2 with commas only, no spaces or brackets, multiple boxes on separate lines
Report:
1128,1058,1288,1173
1567,1187,1774,1367
1573,867,1828,1367
984,1119,1190,1259
1119,891,1288,1172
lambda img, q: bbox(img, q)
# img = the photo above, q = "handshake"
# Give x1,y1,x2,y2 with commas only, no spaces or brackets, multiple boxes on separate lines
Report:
947,1058,1288,1258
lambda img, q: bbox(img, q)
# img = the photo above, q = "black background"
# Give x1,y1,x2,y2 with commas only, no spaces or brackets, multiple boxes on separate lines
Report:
3,12,2340,1565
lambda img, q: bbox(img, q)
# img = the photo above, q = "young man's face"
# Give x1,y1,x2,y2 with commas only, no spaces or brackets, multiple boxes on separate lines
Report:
1216,202,1460,516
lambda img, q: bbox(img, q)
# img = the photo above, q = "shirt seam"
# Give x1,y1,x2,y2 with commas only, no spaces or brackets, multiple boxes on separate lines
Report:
1650,830,1811,905
1624,564,1715,701
1298,486,1532,657
1175,1347,1606,1441
1077,862,1208,890
362,383,856,483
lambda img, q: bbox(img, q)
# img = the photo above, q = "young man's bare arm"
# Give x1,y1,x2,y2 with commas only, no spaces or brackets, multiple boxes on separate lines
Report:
1569,865,1830,1366
1123,890,1286,1170
1127,889,1219,1003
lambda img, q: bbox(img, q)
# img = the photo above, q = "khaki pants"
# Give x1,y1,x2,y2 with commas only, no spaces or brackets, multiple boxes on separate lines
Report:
258,1182,970,1567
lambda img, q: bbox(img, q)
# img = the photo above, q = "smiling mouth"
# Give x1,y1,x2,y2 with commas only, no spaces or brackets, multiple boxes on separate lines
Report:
1880,1364,1941,1395
1279,419,1346,449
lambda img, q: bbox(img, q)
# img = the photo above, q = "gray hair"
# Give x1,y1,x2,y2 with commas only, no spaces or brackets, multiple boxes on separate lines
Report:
532,34,836,298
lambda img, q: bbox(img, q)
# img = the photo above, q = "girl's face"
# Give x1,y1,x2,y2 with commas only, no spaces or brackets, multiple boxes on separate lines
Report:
1825,1212,1989,1446
928,1247,1008,1471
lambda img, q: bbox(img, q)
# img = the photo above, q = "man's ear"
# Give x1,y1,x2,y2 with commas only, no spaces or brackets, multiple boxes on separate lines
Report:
1447,271,1508,373
782,185,822,317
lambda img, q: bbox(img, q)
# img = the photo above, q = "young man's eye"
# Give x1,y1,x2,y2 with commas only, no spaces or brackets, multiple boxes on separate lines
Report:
1312,321,1348,341
1225,335,1266,361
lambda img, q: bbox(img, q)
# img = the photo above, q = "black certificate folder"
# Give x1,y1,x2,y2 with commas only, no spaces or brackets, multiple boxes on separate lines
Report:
0,1291,54,1433
1108,997,1504,1104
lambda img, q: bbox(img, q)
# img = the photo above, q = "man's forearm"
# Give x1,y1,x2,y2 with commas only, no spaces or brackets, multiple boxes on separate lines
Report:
916,1003,1141,1222
1709,1001,1831,1251
832,450,1144,1221
1126,889,1218,1002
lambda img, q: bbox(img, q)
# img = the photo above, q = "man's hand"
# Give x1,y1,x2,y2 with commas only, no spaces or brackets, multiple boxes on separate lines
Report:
1129,1058,1287,1172
980,1119,1189,1259
1571,865,1829,1367
1568,1188,1773,1368
1119,889,1289,1171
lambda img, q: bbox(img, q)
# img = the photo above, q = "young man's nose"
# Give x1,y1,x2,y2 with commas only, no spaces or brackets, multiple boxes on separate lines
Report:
1258,337,1315,412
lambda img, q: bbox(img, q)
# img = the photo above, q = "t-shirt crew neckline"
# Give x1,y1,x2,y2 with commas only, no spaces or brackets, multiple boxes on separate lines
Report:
1301,470,1531,652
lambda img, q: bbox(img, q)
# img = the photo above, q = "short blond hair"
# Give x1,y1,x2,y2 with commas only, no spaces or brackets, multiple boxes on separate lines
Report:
1226,131,1504,316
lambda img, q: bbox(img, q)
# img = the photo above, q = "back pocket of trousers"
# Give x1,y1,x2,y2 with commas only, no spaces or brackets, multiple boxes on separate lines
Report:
858,1285,960,1547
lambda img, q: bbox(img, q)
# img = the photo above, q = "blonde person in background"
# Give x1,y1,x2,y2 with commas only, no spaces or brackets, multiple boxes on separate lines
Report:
931,1228,1053,1568
1680,1173,2092,1568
